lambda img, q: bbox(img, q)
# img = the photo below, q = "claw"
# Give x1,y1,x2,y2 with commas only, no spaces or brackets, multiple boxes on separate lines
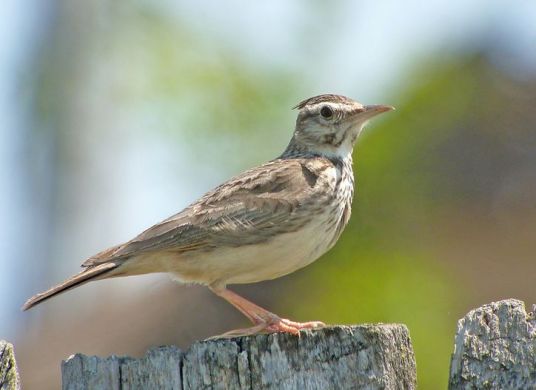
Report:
207,318,326,339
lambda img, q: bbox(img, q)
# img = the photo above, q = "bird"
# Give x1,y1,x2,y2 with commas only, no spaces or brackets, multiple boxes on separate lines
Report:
23,94,393,337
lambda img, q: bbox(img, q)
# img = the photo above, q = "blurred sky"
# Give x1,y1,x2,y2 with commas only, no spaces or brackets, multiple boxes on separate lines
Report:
0,1,51,322
174,0,536,90
1,0,536,341
1,0,536,387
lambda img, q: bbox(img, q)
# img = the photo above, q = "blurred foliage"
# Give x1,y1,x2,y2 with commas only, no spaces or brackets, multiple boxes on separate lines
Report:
34,3,301,175
120,10,297,128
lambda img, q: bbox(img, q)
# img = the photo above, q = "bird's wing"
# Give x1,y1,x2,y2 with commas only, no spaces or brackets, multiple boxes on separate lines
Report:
82,158,332,267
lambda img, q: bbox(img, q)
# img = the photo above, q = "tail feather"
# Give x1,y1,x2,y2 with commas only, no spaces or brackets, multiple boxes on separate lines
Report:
22,262,118,311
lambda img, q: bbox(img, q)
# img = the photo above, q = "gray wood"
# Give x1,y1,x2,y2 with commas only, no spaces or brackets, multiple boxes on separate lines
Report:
0,340,20,390
449,299,536,389
62,325,416,389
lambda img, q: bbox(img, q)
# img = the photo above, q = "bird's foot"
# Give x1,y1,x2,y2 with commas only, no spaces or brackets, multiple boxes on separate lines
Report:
207,285,324,339
261,317,325,335
208,318,325,339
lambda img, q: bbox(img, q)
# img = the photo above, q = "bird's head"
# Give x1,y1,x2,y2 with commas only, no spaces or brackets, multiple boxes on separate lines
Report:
287,94,393,159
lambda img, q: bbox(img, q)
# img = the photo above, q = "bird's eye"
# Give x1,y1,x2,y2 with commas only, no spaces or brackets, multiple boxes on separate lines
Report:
320,106,333,119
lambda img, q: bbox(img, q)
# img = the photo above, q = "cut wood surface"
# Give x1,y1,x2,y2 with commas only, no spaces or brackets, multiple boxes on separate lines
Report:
0,340,20,390
62,324,416,390
449,299,536,389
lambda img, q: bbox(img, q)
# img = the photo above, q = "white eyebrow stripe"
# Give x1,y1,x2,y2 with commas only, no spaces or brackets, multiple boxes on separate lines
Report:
308,102,346,111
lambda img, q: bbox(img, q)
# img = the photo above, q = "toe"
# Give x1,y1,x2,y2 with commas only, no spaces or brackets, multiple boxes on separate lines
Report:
207,323,268,339
280,319,326,330
265,321,300,335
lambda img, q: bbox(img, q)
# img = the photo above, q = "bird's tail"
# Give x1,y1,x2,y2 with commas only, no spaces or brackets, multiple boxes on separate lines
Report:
22,262,118,311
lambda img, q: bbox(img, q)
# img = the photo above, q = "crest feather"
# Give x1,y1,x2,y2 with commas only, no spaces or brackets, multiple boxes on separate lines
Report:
293,94,355,110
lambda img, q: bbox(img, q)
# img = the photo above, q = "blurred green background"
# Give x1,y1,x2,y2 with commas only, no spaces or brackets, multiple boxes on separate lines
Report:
1,1,535,388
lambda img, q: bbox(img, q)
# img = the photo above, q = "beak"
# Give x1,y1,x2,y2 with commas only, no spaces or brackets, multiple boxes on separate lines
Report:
358,104,395,120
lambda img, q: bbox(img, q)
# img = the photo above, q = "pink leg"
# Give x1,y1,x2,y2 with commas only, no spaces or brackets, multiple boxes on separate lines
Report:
209,285,325,337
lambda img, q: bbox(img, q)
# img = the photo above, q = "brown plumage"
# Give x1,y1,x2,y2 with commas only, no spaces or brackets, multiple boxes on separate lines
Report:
23,94,393,337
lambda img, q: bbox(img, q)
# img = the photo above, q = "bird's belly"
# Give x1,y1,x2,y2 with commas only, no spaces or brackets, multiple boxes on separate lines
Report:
169,216,338,286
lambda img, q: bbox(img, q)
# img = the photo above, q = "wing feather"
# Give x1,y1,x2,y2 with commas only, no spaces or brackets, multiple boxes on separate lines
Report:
83,158,331,267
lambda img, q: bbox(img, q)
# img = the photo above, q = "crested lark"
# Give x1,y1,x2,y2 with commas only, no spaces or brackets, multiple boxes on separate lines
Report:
23,94,393,336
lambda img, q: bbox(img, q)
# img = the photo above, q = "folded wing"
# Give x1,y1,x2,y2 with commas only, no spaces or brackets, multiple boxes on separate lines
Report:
82,158,327,267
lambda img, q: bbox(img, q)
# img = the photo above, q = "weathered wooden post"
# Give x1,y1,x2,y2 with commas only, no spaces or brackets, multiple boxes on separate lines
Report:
449,299,536,389
0,340,21,390
62,324,416,389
